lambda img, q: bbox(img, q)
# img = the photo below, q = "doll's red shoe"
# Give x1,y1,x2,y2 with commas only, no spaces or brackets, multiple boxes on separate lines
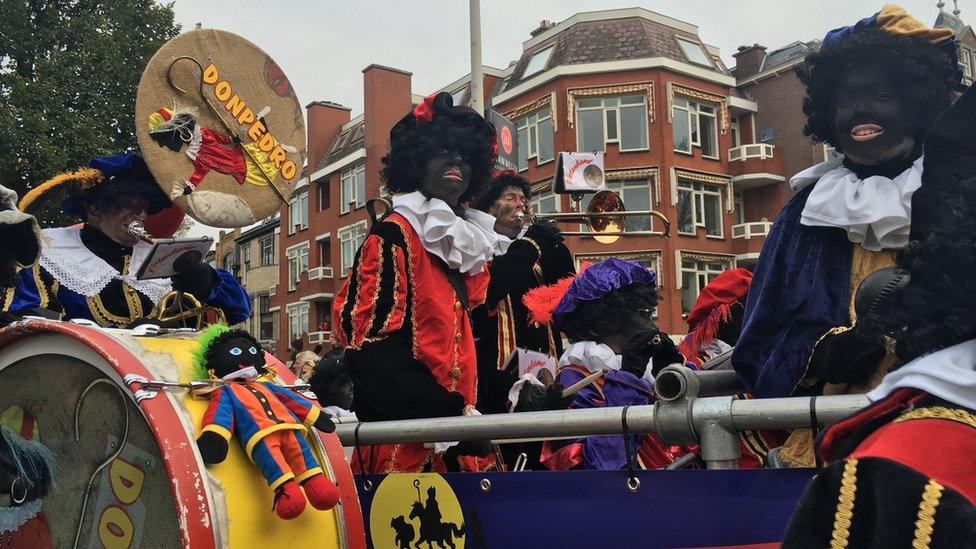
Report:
274,480,307,519
302,473,340,510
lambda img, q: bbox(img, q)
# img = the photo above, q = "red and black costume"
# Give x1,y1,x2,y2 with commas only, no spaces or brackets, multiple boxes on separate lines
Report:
334,213,490,473
332,91,501,473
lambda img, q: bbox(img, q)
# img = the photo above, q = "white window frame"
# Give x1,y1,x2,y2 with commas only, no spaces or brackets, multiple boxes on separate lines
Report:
672,97,719,159
258,294,276,341
340,164,366,214
339,220,368,277
287,302,310,343
288,190,308,234
730,116,741,149
286,243,309,291
529,189,561,215
734,192,745,226
961,47,973,80
575,94,649,153
677,180,724,238
676,37,713,67
524,45,555,78
517,107,555,171
678,254,733,315
259,235,275,266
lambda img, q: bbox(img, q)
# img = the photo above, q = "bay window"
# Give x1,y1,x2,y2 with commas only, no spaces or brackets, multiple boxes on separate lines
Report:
672,97,719,158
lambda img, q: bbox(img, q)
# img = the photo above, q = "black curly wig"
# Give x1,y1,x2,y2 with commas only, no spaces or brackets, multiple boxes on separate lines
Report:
309,350,353,408
381,92,497,204
558,281,659,343
473,172,532,212
877,83,976,363
796,27,958,149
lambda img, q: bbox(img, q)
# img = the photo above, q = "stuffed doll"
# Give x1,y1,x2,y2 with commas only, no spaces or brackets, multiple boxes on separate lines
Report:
191,324,339,519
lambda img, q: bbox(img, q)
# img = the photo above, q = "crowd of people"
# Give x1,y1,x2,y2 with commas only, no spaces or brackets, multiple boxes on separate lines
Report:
1,3,974,544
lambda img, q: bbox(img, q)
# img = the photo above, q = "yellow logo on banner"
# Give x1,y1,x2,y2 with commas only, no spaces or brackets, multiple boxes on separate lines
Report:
369,474,466,548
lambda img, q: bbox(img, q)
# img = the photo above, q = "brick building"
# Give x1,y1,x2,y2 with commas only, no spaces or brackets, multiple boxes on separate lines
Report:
489,8,786,336
213,7,797,356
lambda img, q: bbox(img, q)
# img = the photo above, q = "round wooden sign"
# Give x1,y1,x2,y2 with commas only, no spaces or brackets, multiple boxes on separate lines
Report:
136,29,305,228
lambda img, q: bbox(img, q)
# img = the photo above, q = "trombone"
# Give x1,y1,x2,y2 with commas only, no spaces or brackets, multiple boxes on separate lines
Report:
519,190,670,244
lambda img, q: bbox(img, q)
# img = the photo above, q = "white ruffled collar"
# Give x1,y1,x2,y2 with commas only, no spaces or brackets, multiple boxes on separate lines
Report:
392,191,511,274
868,339,976,410
38,227,172,302
790,156,923,251
558,341,656,382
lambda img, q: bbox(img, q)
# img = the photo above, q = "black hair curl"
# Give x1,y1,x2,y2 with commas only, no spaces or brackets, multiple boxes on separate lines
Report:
473,172,532,212
558,281,659,343
381,93,497,204
309,350,353,407
796,27,957,149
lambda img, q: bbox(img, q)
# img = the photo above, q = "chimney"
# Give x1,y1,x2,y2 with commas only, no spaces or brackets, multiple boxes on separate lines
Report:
530,20,555,37
733,44,767,79
362,64,412,197
305,101,351,175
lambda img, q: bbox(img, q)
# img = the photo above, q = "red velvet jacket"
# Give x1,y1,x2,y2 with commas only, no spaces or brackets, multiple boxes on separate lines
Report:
333,213,489,420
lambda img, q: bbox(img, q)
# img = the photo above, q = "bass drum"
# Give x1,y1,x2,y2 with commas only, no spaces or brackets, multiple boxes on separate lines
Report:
0,319,365,549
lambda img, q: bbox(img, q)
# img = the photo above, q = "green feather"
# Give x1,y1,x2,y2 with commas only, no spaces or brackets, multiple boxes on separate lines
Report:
189,324,231,380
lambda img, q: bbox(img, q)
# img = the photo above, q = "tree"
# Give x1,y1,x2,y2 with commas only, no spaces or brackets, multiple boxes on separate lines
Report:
0,1,181,222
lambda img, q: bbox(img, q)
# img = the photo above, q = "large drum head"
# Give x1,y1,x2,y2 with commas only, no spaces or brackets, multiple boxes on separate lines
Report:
0,349,182,547
136,29,306,228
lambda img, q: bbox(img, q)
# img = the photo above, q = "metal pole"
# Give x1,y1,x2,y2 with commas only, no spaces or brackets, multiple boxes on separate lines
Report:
468,0,484,113
333,394,869,447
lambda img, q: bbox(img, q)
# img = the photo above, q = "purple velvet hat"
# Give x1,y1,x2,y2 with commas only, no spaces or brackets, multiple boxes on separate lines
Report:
551,258,656,326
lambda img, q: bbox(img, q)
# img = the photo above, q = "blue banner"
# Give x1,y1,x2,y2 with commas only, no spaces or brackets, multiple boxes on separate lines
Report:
356,468,815,548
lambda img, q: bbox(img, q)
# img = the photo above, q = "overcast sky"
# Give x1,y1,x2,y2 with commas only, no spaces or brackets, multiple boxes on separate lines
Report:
172,0,965,239
167,0,966,114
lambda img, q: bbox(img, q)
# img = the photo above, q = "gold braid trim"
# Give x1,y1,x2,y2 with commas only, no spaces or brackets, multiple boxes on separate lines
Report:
32,265,49,309
912,480,944,549
830,459,859,549
120,256,144,320
894,406,976,430
2,286,14,311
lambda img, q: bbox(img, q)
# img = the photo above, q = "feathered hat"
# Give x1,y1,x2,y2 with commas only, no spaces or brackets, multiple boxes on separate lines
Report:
822,5,959,76
18,153,171,221
678,268,752,360
523,258,656,328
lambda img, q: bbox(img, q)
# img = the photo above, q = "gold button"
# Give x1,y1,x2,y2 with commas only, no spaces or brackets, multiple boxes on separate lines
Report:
450,367,461,379
454,333,462,342
454,301,461,311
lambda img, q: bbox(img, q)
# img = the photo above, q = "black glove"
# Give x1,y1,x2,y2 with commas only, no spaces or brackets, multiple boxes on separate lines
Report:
313,413,336,433
648,331,684,377
447,439,491,458
514,382,573,412
197,431,229,464
808,325,887,385
524,220,564,250
171,262,218,299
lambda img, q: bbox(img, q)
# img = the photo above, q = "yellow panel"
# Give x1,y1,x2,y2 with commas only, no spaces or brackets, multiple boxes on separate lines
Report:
137,337,342,548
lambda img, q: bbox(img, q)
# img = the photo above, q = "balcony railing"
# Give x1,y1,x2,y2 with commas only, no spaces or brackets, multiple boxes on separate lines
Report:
732,221,773,239
728,143,775,161
308,330,331,344
308,266,334,280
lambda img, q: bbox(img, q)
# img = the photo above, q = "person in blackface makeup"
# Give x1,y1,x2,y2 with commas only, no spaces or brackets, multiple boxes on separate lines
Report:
332,92,506,474
732,5,960,466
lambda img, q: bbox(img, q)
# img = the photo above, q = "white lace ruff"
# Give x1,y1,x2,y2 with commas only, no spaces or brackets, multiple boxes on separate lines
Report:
38,227,172,303
185,124,203,161
790,156,923,251
0,499,42,534
392,191,511,274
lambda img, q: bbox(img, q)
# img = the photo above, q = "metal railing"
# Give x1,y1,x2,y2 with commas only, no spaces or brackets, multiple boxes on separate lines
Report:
334,366,870,470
